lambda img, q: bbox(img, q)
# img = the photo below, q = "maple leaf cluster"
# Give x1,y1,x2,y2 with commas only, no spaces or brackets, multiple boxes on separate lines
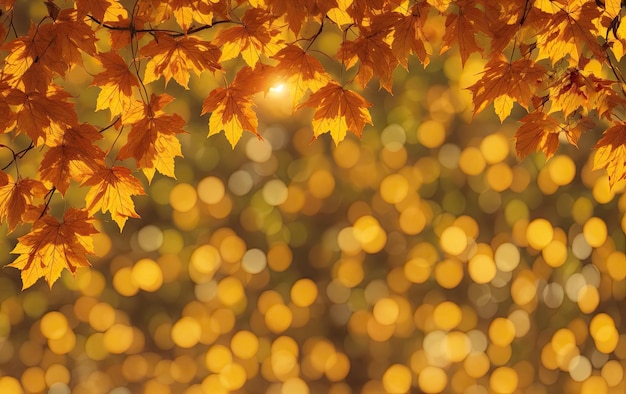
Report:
1,0,626,289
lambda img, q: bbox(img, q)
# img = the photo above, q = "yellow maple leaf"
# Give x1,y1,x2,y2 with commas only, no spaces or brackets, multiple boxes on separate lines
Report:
92,52,139,118
467,56,546,121
83,166,146,231
593,123,626,188
273,45,331,108
8,208,97,289
300,81,373,145
214,8,283,67
141,34,221,89
117,94,187,182
204,88,259,148
201,67,267,148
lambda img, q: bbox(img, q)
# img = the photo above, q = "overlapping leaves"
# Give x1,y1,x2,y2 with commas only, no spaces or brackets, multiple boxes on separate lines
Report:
1,0,626,289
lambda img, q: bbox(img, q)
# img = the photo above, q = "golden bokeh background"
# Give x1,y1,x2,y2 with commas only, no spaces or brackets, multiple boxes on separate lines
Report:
1,3,626,393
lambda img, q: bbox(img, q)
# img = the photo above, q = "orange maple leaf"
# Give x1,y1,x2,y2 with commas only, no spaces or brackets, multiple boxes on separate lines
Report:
141,34,222,89
5,86,79,147
214,8,283,67
169,0,215,30
273,44,331,107
593,123,626,188
38,124,106,195
535,1,603,66
2,24,57,92
117,94,186,182
8,208,98,290
83,166,146,231
440,0,488,65
3,8,96,90
92,52,140,118
75,0,128,23
299,81,373,145
0,174,48,233
201,66,271,148
390,3,432,68
338,19,398,92
514,111,562,160
47,8,98,68
468,56,546,122
263,0,321,34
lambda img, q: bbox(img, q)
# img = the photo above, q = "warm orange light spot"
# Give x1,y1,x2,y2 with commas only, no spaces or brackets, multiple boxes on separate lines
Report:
269,84,285,93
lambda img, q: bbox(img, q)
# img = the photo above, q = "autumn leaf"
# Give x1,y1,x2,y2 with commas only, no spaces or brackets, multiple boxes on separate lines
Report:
117,94,186,182
8,208,98,289
468,56,546,121
169,0,216,30
535,1,603,66
299,81,373,145
262,0,322,34
201,66,269,148
2,24,57,92
514,111,562,160
75,0,128,23
593,122,626,188
0,174,49,233
214,7,283,67
203,87,258,148
47,8,98,68
440,0,488,65
83,166,146,231
390,3,432,68
337,15,399,92
92,52,140,118
141,34,222,89
273,45,331,107
38,124,106,195
5,86,79,147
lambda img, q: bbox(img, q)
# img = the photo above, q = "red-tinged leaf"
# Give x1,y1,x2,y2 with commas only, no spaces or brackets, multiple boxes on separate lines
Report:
5,86,79,147
273,45,331,106
92,52,140,118
0,171,7,186
83,166,146,231
514,111,562,160
299,81,373,145
141,34,222,89
8,208,98,290
593,123,626,188
38,124,106,195
0,174,49,233
214,8,283,67
468,56,546,121
117,94,186,182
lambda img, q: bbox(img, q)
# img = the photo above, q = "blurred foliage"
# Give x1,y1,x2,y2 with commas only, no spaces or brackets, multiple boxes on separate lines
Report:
1,2,626,394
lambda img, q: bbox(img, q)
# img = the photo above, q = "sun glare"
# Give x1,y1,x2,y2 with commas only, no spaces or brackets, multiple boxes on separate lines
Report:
269,84,285,93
